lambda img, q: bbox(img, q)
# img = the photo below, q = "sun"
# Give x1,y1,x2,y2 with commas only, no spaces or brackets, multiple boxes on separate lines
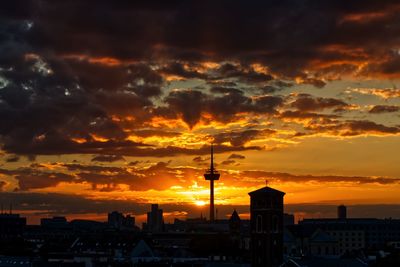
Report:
194,200,206,206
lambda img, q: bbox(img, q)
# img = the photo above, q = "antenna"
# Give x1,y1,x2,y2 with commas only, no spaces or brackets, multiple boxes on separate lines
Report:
9,203,12,214
1,204,3,214
265,179,269,187
210,143,214,173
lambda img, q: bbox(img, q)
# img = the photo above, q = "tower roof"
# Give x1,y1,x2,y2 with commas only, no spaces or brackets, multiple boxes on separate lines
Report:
248,186,285,197
229,209,241,222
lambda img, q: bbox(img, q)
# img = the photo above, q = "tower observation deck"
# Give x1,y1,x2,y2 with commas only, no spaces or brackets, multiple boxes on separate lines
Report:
204,144,220,222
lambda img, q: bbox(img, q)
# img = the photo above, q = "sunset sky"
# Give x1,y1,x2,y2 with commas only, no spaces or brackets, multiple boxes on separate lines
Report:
0,0,400,224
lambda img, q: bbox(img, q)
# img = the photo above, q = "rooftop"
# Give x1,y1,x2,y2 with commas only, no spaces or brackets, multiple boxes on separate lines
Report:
248,186,285,197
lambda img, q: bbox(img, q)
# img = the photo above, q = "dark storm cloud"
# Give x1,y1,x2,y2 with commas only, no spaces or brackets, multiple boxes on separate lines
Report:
278,110,340,121
159,62,207,80
0,14,163,157
228,153,246,160
0,168,76,191
5,155,20,163
91,154,125,162
132,129,181,138
369,105,400,113
1,0,400,157
192,156,208,163
213,129,276,147
210,86,244,95
281,113,400,137
161,89,283,127
1,161,399,192
73,161,189,192
3,161,204,192
340,120,400,136
62,163,125,173
3,139,260,158
24,1,399,72
212,63,273,84
258,81,293,94
128,161,140,166
290,94,350,112
0,56,142,156
4,0,400,75
237,170,400,186
0,162,181,191
55,59,163,96
306,119,400,136
221,159,237,166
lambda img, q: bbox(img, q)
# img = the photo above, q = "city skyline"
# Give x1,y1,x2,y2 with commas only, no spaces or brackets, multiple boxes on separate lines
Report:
1,0,400,225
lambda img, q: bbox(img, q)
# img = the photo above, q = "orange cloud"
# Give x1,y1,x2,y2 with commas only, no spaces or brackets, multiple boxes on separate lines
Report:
349,87,400,99
62,54,124,66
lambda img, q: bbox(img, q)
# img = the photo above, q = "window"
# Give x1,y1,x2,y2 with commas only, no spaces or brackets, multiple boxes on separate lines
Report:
256,215,263,233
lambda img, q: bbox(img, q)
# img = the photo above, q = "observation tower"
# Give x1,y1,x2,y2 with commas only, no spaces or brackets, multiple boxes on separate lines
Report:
204,144,220,222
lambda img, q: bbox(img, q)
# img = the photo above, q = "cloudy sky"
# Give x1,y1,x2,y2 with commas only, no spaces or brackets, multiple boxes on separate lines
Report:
1,0,400,224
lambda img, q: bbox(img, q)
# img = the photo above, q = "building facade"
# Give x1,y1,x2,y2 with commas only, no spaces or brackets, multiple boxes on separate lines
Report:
108,211,135,230
146,204,164,233
337,205,347,220
300,218,400,252
0,213,26,239
249,186,285,267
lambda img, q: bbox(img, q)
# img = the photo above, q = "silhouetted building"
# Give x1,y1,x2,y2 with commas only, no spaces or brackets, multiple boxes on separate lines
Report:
284,213,295,226
300,218,400,252
0,213,26,238
229,209,241,234
204,144,220,222
249,186,285,267
70,219,106,232
338,204,347,219
167,216,247,233
146,204,164,232
284,225,340,258
41,216,68,229
108,211,135,229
